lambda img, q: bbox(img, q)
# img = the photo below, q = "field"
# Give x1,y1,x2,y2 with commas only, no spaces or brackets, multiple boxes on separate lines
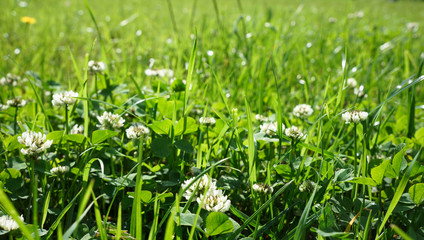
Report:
0,0,424,239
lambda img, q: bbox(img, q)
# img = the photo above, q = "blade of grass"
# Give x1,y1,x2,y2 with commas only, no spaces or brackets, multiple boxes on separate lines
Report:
0,188,34,240
228,180,294,240
377,149,421,237
245,97,256,186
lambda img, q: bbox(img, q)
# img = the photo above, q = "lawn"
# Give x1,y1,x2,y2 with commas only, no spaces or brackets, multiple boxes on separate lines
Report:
0,0,424,239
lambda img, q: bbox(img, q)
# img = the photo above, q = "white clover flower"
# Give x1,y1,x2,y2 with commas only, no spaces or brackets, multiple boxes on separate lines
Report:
126,124,150,139
0,215,23,231
252,183,273,194
70,124,83,134
260,122,283,136
181,175,216,201
197,188,231,213
342,112,352,124
52,91,79,107
406,22,419,32
50,166,70,175
346,78,357,88
354,85,367,98
342,110,368,124
285,126,304,140
255,114,268,122
18,131,53,155
144,69,174,78
0,73,20,86
88,60,106,74
0,104,9,110
199,117,216,126
97,111,125,129
6,98,26,108
299,180,317,192
293,104,313,118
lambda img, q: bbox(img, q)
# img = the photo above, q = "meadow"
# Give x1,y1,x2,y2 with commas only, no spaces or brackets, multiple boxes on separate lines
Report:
0,0,424,239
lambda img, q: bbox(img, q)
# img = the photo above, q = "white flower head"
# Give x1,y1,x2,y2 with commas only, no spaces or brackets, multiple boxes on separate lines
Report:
18,131,53,155
255,114,268,122
285,125,304,140
50,166,70,176
7,98,26,108
199,117,216,126
52,91,79,107
88,60,106,74
406,22,419,32
299,180,317,192
0,73,20,86
197,188,231,213
342,112,352,124
342,110,368,124
70,124,83,134
293,104,313,118
97,111,125,130
181,175,216,201
346,78,357,88
144,69,174,78
260,122,284,136
0,104,9,110
354,85,367,98
252,183,273,194
0,215,23,231
126,124,150,139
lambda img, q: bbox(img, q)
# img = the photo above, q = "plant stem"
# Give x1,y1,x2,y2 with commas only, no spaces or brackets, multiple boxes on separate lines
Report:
30,158,39,240
65,104,69,135
14,106,18,135
353,123,358,200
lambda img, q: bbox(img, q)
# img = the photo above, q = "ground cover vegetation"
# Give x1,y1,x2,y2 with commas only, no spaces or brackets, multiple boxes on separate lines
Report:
0,0,424,239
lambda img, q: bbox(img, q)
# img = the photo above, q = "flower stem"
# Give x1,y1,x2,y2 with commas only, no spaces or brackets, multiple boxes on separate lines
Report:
14,106,18,135
353,123,358,199
65,104,69,135
131,137,144,238
30,159,39,239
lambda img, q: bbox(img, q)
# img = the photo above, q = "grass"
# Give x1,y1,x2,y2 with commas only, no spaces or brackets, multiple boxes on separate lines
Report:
0,0,424,239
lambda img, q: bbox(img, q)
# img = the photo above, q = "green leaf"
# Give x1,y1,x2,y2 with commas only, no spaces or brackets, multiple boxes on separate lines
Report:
3,135,22,151
408,183,424,205
140,190,152,203
206,212,234,236
174,117,198,136
275,164,293,178
149,119,173,135
378,150,421,235
348,177,377,186
371,160,390,185
176,211,203,227
65,134,86,144
392,147,406,176
151,137,171,158
174,139,194,153
46,131,64,144
91,130,118,144
415,127,424,145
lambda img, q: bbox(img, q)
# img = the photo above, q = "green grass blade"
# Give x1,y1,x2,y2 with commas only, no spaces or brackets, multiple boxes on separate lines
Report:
0,188,34,240
42,189,82,240
228,180,294,240
377,149,421,236
245,97,256,185
294,182,318,240
183,30,197,116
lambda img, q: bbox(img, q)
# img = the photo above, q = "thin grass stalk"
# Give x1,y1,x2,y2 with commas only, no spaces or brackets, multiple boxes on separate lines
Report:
166,0,178,34
30,159,39,240
134,137,145,239
14,106,18,135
